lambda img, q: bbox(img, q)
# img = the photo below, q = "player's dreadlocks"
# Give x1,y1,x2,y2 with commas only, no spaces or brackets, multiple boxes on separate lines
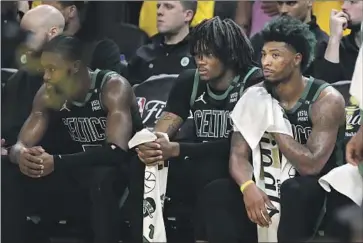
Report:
190,16,255,75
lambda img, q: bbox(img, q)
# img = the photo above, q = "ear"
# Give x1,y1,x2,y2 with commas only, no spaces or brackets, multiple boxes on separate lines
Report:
306,0,313,8
48,27,59,40
68,5,77,19
184,9,194,23
71,60,81,74
294,53,303,67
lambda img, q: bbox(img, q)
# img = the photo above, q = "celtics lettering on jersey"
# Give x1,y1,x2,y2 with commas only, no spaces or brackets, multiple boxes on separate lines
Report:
190,67,260,141
62,116,107,143
191,87,241,141
53,69,116,152
194,109,232,139
59,94,107,152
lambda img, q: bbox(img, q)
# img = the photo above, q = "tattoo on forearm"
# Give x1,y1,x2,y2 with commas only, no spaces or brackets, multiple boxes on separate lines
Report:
165,117,182,135
157,112,183,136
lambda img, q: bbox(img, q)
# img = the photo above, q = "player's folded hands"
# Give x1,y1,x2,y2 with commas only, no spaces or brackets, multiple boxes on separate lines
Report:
18,146,45,178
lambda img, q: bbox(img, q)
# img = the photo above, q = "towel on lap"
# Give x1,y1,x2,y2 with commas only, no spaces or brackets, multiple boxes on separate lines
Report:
230,87,296,242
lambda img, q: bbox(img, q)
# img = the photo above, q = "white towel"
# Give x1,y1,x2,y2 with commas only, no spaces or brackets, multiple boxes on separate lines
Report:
128,129,169,243
319,164,363,206
350,46,363,109
230,87,296,242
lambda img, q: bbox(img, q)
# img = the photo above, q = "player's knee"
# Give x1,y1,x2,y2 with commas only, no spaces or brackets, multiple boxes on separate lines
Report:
280,177,302,200
87,167,119,192
201,178,236,207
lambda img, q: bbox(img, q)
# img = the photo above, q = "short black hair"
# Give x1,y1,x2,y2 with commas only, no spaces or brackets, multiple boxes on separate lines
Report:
190,16,255,74
42,35,83,62
261,15,317,72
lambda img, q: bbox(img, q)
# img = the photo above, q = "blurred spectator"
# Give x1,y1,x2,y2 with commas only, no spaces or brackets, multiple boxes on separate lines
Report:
87,1,143,37
249,1,351,38
250,1,279,37
1,1,25,68
43,1,121,73
315,1,362,83
17,1,29,17
2,5,65,147
31,1,42,9
214,1,253,35
313,0,351,36
139,0,214,37
250,0,328,76
127,1,197,85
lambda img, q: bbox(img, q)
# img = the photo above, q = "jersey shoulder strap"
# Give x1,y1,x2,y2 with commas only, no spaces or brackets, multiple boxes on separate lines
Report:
189,66,261,107
305,77,330,103
95,69,120,91
189,70,201,107
242,66,260,84
92,69,120,110
239,66,261,97
301,77,330,118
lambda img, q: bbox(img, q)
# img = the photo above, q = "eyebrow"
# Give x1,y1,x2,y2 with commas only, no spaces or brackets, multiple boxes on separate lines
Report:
267,49,281,52
42,63,56,68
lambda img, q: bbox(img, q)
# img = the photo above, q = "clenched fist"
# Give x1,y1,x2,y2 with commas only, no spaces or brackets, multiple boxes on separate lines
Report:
329,9,349,39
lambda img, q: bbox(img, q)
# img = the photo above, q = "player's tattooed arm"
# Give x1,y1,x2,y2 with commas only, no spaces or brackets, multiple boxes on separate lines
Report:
10,85,49,164
102,75,134,151
272,88,345,175
229,131,253,186
154,112,184,138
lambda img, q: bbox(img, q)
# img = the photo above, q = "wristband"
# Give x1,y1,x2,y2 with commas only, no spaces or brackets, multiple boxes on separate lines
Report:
240,180,254,193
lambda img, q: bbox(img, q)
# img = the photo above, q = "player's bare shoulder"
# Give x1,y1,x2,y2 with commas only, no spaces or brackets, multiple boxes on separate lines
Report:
106,72,132,90
34,84,51,111
315,85,345,106
101,72,133,108
103,73,132,94
311,84,346,125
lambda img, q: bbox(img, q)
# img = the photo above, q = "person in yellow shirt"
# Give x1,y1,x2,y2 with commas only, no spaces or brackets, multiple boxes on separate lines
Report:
139,0,214,37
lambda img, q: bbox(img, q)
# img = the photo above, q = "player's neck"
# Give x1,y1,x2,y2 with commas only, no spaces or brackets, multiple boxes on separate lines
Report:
209,69,236,91
275,71,305,103
163,25,189,45
71,68,91,103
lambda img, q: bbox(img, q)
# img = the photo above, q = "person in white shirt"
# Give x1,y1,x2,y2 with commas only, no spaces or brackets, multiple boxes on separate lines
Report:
346,46,363,167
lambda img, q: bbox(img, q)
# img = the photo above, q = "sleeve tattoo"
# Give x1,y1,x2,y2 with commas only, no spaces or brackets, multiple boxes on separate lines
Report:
154,112,184,138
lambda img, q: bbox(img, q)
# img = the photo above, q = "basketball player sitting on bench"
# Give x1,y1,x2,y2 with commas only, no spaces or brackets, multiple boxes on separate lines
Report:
129,17,264,242
5,35,143,243
201,16,347,243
